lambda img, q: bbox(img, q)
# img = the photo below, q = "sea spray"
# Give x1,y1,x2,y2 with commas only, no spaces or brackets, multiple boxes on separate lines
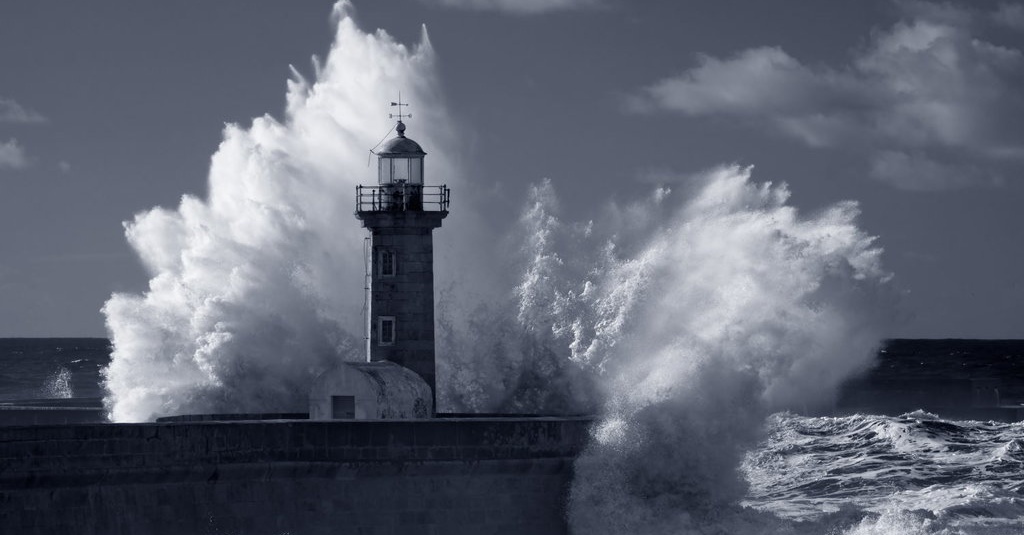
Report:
435,179,602,413
101,2,473,422
41,367,73,399
494,166,899,534
437,165,899,531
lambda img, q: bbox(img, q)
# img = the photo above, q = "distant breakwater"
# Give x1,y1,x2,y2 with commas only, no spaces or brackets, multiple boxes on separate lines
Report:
0,417,592,535
836,339,1024,421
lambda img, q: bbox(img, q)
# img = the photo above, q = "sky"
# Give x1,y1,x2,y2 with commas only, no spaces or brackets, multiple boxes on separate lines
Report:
0,0,1022,338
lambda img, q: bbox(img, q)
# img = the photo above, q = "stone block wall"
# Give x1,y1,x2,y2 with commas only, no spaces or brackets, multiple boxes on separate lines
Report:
369,228,439,396
0,417,592,535
357,210,447,400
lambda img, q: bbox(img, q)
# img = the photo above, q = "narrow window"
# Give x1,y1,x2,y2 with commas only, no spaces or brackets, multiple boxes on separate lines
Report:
379,250,396,277
378,316,396,346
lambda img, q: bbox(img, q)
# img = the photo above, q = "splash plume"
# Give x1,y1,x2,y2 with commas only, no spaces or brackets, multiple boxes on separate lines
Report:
491,166,896,533
102,2,460,422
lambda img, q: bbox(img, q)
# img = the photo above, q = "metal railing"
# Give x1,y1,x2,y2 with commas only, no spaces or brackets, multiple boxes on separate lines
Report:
356,184,450,212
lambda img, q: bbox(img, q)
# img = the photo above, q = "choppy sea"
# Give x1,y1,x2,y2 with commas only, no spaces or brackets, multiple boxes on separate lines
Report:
2,338,1022,533
744,411,1024,533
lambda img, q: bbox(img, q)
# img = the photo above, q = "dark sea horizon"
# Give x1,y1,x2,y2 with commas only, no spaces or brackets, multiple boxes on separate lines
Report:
2,337,1022,406
0,337,110,401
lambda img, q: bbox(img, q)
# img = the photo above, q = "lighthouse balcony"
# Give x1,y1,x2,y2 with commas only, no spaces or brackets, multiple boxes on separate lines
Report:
356,184,450,213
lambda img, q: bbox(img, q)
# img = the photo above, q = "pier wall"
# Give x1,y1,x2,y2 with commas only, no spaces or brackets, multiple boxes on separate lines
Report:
0,417,592,535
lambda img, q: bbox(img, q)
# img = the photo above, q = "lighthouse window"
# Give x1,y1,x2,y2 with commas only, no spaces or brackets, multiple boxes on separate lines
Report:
379,250,396,277
379,316,396,346
378,157,422,185
409,159,422,184
392,158,410,182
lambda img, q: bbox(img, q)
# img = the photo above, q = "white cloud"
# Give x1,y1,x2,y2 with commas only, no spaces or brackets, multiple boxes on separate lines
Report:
0,139,28,169
629,3,1024,191
0,97,46,124
628,47,846,117
993,2,1024,30
58,161,71,173
425,0,600,14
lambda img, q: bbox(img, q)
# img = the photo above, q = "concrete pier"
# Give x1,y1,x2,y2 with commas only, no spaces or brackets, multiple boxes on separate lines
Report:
0,417,592,535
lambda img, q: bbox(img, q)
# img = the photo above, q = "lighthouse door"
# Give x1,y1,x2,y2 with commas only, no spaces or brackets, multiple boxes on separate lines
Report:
331,395,355,419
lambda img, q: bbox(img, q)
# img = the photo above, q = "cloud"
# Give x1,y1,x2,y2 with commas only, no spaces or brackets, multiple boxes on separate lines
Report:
0,139,28,169
0,97,46,124
628,47,846,119
993,2,1024,30
629,2,1024,191
870,150,1001,190
424,0,600,14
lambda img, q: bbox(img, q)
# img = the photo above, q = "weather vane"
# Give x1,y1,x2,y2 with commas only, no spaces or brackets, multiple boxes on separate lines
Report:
389,92,412,122
369,92,413,163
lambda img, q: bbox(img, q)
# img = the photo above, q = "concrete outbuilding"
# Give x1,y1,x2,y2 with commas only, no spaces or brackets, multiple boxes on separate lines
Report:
309,361,432,420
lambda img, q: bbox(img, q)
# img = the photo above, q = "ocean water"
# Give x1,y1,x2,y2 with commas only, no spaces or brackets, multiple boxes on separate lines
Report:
0,338,109,401
744,412,1024,534
2,338,1022,533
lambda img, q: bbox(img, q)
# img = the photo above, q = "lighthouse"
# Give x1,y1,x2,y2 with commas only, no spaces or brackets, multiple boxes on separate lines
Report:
309,103,447,420
354,108,449,409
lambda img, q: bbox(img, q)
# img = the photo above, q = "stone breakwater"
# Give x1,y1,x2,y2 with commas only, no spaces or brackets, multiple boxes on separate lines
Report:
0,417,592,535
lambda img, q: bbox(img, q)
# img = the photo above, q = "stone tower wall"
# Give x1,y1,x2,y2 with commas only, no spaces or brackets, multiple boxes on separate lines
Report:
358,211,445,403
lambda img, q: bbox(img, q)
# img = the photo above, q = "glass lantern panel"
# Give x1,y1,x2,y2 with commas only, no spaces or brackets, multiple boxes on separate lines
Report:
392,158,410,183
378,157,392,184
409,158,422,184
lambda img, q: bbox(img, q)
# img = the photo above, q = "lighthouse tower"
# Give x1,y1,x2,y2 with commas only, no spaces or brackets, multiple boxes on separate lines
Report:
355,109,449,410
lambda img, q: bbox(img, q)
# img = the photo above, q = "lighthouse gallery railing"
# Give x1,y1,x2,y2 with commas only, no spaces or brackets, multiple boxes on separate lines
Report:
356,184,450,213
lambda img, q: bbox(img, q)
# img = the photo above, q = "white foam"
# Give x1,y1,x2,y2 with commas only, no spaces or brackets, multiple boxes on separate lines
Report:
528,167,899,533
41,367,73,399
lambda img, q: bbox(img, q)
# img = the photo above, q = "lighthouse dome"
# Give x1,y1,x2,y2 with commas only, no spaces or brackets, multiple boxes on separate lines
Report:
377,122,426,155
